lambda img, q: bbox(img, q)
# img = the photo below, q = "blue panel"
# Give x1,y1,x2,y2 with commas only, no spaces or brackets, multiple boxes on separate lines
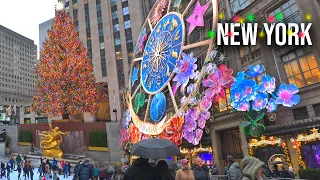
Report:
141,13,184,94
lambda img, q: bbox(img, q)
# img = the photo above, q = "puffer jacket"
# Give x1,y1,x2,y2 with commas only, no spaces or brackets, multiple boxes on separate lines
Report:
228,162,242,180
78,161,93,180
241,157,266,180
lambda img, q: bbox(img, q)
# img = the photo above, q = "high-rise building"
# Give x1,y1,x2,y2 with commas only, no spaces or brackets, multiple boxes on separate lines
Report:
0,25,37,123
39,18,54,51
60,0,146,120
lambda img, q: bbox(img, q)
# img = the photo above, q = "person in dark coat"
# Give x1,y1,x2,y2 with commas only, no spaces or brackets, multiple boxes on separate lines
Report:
9,156,14,171
1,161,5,178
14,164,22,180
192,157,210,180
154,160,174,180
6,163,11,179
123,157,155,180
78,160,93,180
16,154,22,167
73,161,81,180
64,162,69,178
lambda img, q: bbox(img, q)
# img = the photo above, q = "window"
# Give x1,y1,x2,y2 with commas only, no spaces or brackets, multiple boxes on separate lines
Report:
122,7,129,15
114,38,121,46
114,32,120,39
111,0,117,6
124,20,131,29
113,24,120,32
98,23,103,30
84,4,89,14
239,41,261,66
269,0,301,23
283,50,320,88
116,52,123,60
97,10,102,17
96,0,100,4
99,36,104,43
122,1,128,7
72,0,77,4
293,107,309,120
100,42,105,49
112,11,118,19
214,89,232,112
314,104,320,117
230,0,249,14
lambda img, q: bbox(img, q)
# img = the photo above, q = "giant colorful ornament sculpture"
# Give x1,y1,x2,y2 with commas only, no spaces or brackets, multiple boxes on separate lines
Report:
120,0,301,148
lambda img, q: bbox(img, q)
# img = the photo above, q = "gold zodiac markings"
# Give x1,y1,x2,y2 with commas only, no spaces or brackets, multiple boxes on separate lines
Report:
143,64,147,69
149,37,154,45
166,66,170,77
174,30,180,41
157,24,162,33
170,19,178,31
172,50,178,58
148,80,152,88
164,19,170,29
156,76,161,86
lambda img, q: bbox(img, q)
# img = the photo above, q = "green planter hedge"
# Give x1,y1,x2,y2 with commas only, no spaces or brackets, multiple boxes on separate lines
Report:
19,130,32,143
299,168,320,180
89,130,108,147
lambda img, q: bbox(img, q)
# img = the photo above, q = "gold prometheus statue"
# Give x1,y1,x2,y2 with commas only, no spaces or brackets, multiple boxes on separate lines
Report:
39,123,68,158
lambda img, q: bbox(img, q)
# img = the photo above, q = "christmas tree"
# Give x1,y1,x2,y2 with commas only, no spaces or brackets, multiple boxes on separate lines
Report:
32,11,101,119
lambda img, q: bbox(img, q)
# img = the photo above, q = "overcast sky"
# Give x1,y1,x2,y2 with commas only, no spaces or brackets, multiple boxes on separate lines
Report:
0,0,57,57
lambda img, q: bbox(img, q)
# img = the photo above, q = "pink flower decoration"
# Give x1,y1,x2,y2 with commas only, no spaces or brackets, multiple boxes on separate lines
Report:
200,96,212,111
203,64,234,103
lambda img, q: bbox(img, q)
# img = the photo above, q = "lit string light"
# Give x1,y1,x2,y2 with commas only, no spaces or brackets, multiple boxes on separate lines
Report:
32,11,101,118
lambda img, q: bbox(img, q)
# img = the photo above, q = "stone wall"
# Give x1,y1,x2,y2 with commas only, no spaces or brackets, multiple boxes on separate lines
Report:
106,122,122,162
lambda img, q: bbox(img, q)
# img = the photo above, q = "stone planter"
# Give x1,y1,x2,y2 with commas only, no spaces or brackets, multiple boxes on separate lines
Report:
5,148,10,155
88,146,108,152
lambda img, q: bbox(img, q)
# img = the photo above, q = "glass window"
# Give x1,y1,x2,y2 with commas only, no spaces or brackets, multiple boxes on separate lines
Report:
112,11,118,19
293,107,309,120
99,29,104,36
96,4,101,11
111,0,117,6
123,7,129,15
97,10,102,17
124,20,131,29
113,24,120,32
114,38,121,46
215,89,232,112
72,0,77,4
115,45,121,52
269,0,301,23
98,23,103,30
100,42,105,49
230,0,249,13
96,0,100,4
122,1,128,7
98,36,104,43
239,41,261,65
284,53,319,88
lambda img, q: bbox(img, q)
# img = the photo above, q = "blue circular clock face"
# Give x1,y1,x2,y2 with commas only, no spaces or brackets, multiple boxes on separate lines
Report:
141,13,185,94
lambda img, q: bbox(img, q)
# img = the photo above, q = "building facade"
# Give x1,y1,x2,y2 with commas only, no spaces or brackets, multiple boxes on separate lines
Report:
0,25,37,124
60,0,148,120
39,18,54,51
207,0,320,175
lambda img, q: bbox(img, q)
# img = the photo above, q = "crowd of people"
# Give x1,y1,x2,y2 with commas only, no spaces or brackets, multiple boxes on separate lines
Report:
0,154,297,180
121,155,297,180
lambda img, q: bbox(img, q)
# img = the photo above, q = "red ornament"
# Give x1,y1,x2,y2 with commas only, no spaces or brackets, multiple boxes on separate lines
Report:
298,32,305,38
268,16,275,23
233,16,240,23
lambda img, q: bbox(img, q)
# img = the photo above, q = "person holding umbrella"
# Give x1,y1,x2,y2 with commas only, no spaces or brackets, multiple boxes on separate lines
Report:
123,157,155,180
176,159,194,180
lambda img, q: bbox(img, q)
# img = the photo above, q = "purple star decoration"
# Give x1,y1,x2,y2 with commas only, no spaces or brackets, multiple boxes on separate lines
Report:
186,2,209,35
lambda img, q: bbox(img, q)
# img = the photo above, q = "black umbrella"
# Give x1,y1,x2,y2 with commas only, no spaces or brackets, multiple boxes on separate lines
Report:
157,159,178,170
130,138,180,159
